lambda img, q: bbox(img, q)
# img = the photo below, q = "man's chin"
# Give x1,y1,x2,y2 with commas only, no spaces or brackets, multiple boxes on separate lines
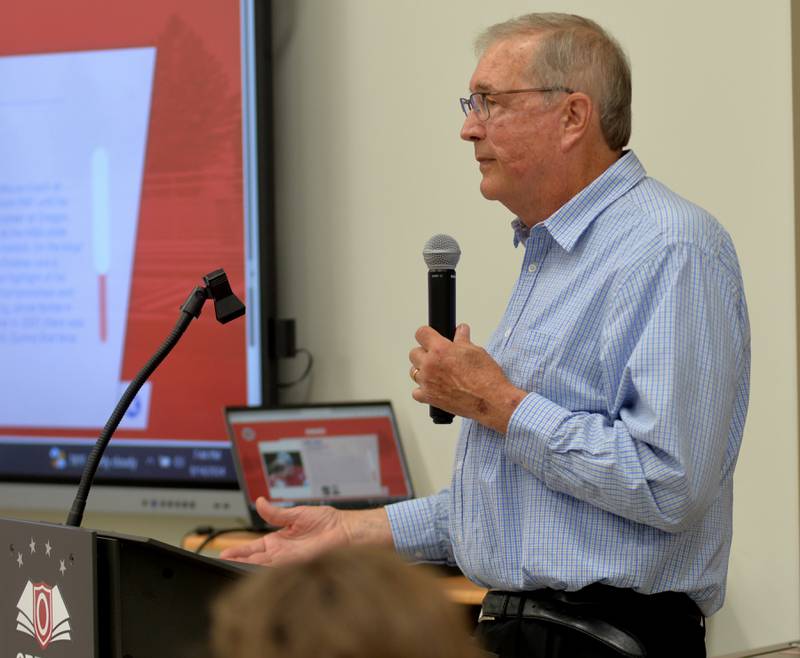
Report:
479,179,500,201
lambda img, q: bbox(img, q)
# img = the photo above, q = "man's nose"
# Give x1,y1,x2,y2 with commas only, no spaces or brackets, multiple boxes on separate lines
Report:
460,110,485,142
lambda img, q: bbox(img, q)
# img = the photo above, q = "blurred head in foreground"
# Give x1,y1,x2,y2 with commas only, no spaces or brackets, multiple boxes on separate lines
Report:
211,546,482,658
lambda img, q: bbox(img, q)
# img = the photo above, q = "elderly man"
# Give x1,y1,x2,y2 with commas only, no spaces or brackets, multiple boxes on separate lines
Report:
222,13,749,658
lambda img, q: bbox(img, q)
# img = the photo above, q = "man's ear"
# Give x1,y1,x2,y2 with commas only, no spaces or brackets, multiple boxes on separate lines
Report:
560,92,593,152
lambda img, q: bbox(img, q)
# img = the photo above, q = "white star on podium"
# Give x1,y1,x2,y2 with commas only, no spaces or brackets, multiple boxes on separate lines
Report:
16,552,23,568
29,538,36,554
45,541,52,557
59,559,66,576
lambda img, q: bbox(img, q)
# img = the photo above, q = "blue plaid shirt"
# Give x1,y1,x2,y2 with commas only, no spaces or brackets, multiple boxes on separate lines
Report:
387,151,750,615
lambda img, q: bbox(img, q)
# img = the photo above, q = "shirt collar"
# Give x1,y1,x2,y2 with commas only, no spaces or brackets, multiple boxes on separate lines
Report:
512,150,646,251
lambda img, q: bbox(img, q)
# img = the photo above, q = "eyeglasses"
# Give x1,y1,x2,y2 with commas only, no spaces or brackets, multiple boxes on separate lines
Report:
460,86,574,121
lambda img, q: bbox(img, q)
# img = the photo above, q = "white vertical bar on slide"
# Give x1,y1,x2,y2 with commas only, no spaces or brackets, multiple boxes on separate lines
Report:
92,147,110,342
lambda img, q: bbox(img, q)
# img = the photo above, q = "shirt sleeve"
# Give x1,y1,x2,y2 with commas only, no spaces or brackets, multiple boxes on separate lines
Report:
385,489,455,564
505,242,749,533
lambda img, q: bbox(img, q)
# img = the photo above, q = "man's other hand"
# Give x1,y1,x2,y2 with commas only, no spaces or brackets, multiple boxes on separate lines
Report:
219,497,393,566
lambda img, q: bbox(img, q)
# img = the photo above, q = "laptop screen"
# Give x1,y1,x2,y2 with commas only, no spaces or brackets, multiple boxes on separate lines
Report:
225,402,414,509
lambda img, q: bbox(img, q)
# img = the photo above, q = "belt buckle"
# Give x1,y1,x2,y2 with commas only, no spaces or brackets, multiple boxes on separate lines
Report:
477,610,496,623
478,591,509,623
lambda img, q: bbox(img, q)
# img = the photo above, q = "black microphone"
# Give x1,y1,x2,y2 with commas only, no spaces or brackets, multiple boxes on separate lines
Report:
422,234,461,424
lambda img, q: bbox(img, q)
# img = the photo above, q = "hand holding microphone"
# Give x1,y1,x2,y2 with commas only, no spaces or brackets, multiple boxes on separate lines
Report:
410,234,527,432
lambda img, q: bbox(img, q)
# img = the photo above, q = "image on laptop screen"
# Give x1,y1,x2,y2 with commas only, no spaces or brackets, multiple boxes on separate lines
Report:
225,402,414,511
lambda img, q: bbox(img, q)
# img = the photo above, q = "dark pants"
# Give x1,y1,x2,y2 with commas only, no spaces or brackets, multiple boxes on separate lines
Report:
474,585,706,658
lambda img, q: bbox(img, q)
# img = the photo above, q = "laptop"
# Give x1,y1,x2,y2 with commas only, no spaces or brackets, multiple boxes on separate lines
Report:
224,401,415,529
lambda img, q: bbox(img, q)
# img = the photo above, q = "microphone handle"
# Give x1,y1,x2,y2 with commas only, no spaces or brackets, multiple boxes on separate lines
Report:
428,269,456,424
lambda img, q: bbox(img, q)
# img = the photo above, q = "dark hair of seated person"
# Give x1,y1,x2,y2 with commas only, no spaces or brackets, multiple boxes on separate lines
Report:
211,546,483,658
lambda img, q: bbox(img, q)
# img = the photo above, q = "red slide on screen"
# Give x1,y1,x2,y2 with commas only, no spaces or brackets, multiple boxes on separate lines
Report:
0,0,248,443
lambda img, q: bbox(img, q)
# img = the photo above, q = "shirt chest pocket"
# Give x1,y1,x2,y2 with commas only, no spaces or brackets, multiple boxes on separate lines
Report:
499,328,553,392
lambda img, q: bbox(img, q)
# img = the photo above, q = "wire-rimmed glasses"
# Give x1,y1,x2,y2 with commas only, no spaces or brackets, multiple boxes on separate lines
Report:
460,86,574,120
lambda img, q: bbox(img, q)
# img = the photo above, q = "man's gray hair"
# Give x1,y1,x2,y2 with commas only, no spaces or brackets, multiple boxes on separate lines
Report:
476,13,631,150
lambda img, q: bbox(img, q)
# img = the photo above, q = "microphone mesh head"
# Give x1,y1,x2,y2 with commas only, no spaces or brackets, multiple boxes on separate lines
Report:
423,234,461,270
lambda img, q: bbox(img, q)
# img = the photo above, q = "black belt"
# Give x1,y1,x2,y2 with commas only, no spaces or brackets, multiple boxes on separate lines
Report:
479,585,703,658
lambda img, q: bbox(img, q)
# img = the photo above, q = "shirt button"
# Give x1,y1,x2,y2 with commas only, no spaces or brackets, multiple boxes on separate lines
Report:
504,329,511,338
528,262,538,273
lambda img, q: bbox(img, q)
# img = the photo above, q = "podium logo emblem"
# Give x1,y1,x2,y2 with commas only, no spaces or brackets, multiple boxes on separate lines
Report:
16,581,72,649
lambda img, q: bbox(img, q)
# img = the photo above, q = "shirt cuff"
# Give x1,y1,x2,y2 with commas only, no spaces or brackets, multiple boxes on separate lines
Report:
385,491,454,564
505,392,570,479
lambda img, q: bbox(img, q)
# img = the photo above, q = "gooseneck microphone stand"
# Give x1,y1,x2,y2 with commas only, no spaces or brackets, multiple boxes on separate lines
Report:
65,269,245,528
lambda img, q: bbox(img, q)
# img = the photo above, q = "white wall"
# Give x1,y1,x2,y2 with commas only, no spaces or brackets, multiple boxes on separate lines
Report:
270,1,798,655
